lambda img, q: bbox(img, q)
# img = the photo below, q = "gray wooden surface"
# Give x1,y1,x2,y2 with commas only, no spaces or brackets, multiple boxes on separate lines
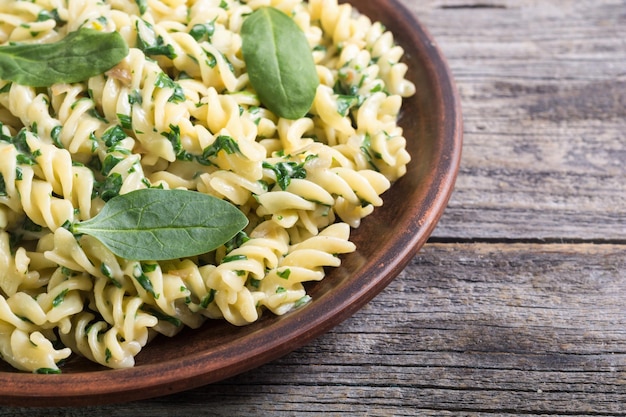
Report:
5,0,626,415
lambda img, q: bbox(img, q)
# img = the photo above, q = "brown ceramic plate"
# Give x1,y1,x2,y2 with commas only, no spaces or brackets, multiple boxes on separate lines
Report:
0,0,462,406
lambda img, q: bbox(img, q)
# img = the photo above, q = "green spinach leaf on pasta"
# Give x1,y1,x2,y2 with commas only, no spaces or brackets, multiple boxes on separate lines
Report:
72,189,248,261
241,7,319,120
0,28,128,87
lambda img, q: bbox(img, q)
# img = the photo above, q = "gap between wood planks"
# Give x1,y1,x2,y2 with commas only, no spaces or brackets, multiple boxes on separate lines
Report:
438,4,507,9
428,237,626,245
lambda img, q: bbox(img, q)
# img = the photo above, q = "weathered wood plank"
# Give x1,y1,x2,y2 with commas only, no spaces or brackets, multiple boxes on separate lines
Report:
407,0,626,240
5,242,624,415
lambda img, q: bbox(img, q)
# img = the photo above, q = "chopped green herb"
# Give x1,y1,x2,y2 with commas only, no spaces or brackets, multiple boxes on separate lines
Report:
128,89,143,105
248,106,262,125
135,0,148,14
224,231,250,253
154,72,185,103
117,113,132,129
102,125,127,147
96,172,123,201
142,306,182,327
360,133,381,172
133,264,158,299
16,153,37,166
141,262,158,273
22,217,43,233
61,266,75,277
136,20,176,59
0,82,13,94
277,268,291,280
87,155,102,173
336,95,359,117
100,262,122,288
52,289,69,308
203,50,217,68
222,254,248,263
12,129,38,165
262,161,307,190
294,295,311,308
101,154,122,176
50,125,63,148
200,289,216,308
162,124,193,161
35,368,61,374
189,20,215,42
0,174,6,197
202,135,240,160
370,83,384,93
0,82,11,94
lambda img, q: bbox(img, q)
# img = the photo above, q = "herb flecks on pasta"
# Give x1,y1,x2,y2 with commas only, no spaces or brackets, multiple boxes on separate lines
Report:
0,0,415,373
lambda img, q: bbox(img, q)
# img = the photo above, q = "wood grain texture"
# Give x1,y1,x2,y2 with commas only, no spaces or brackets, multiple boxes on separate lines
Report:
416,0,626,241
4,0,625,415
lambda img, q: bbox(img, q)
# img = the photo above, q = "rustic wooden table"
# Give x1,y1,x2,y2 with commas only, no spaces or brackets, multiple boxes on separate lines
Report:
4,0,625,415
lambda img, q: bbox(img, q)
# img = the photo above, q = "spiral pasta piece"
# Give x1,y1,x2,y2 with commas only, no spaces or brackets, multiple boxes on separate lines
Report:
257,222,355,315
204,221,290,325
44,228,160,366
0,323,71,372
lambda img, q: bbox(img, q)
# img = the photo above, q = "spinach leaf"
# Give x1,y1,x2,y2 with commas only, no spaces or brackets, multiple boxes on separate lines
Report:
262,160,307,190
241,7,319,120
101,155,123,176
102,125,127,148
154,72,185,103
0,28,128,87
202,135,240,160
162,124,193,161
136,20,176,59
95,173,123,202
72,188,248,261
190,20,215,42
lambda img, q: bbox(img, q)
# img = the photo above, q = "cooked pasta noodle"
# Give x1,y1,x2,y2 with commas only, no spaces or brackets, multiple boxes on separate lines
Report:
0,0,415,372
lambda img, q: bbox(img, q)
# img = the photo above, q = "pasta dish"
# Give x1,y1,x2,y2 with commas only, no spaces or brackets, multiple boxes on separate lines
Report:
0,0,415,372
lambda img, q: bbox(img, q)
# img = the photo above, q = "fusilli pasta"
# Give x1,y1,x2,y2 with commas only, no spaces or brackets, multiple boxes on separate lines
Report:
0,0,415,372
